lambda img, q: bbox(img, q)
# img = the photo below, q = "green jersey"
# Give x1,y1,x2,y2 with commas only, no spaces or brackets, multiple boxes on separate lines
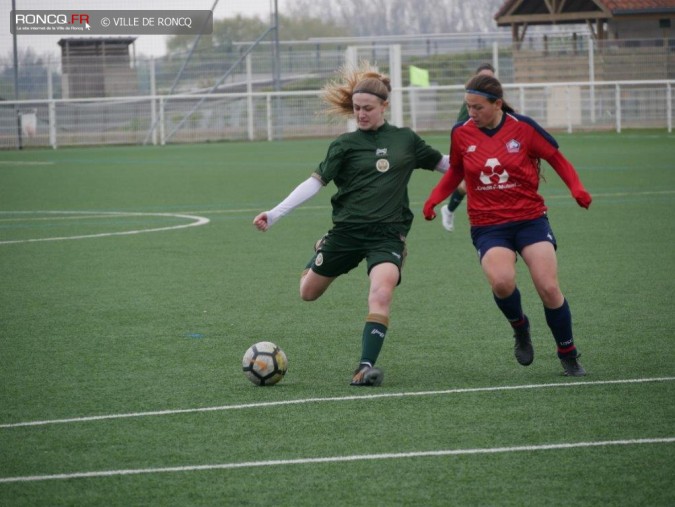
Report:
314,122,442,233
456,102,469,123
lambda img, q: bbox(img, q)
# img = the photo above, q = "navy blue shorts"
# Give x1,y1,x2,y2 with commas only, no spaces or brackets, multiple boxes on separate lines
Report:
470,215,557,262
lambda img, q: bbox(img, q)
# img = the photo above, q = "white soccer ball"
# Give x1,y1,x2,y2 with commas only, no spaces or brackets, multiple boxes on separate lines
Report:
242,341,288,386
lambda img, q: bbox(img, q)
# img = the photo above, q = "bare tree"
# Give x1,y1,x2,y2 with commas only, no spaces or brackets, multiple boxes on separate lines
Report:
284,0,504,36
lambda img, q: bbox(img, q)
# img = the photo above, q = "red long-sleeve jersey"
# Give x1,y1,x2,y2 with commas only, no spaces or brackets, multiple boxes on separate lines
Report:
425,113,590,226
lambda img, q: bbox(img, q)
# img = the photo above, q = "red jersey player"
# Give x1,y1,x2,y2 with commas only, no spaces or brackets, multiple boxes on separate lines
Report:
424,74,592,376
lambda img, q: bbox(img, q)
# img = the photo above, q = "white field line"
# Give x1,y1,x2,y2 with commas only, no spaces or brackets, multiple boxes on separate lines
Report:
189,190,675,215
0,437,673,484
0,161,54,165
2,377,673,430
1,189,671,244
0,213,133,223
0,211,209,245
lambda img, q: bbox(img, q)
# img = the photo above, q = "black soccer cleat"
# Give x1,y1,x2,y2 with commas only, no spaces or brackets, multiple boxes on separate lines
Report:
350,363,384,386
513,318,534,366
560,356,587,377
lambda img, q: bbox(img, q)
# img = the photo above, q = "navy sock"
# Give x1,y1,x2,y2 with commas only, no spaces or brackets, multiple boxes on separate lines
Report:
448,189,465,212
493,288,527,329
544,299,577,358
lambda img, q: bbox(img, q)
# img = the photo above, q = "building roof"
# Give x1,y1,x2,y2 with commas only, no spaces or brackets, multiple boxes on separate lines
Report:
495,0,675,25
58,37,137,47
602,0,675,14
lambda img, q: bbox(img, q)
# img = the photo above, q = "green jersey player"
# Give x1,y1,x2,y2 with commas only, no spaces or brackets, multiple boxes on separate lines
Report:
253,63,449,386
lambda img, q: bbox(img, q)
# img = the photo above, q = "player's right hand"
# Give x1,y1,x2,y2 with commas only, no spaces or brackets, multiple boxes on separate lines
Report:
253,212,270,231
574,190,592,209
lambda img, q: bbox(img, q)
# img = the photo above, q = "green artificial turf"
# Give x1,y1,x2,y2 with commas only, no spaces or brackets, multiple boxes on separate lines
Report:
0,131,673,505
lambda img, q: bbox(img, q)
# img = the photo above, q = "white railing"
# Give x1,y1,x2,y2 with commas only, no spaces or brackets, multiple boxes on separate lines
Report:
1,80,673,149
408,80,674,135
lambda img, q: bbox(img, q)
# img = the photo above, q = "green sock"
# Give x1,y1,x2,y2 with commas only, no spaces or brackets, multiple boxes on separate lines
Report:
360,313,389,365
448,190,465,212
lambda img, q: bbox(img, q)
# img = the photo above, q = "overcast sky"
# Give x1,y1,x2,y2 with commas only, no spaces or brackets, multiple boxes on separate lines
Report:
3,0,283,60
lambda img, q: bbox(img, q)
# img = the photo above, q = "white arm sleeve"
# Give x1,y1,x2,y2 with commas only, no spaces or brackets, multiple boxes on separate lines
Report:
266,176,323,227
435,154,450,173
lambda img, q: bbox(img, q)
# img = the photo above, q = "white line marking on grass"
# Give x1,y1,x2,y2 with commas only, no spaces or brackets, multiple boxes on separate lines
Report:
2,377,673,429
0,161,54,166
0,213,132,223
181,190,675,217
0,211,209,245
0,437,673,484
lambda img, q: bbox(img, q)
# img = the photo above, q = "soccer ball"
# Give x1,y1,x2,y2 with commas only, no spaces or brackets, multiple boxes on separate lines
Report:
242,341,288,386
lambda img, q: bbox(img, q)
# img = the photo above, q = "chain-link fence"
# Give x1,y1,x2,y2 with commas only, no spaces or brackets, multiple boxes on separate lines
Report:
5,33,674,100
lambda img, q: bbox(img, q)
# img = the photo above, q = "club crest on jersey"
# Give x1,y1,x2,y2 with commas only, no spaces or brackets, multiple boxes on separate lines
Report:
376,158,390,172
315,253,324,266
506,139,521,153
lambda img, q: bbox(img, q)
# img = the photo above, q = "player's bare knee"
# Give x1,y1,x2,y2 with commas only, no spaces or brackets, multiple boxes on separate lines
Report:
368,292,391,309
299,282,325,301
492,279,515,299
300,290,320,302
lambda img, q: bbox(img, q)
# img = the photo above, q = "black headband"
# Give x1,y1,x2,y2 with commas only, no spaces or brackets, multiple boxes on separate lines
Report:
353,89,388,101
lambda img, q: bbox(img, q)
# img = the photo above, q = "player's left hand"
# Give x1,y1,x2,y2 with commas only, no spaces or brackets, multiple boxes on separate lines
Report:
423,200,437,220
574,190,592,209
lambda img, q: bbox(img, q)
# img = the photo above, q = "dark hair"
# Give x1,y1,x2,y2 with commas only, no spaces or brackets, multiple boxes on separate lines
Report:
466,74,540,175
475,63,495,74
465,74,515,114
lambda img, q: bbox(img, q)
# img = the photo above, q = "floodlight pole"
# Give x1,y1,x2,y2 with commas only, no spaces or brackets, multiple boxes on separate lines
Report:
271,0,282,139
272,0,281,93
142,0,219,145
11,0,23,150
163,26,275,143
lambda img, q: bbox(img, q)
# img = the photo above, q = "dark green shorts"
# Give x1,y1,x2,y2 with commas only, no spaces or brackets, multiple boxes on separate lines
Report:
306,223,408,281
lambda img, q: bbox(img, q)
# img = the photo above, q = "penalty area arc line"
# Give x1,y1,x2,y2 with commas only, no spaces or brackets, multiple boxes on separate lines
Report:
0,211,210,245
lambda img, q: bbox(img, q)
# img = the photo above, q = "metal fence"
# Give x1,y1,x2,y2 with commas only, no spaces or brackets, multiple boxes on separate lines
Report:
1,32,674,148
5,33,674,99
2,79,672,149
